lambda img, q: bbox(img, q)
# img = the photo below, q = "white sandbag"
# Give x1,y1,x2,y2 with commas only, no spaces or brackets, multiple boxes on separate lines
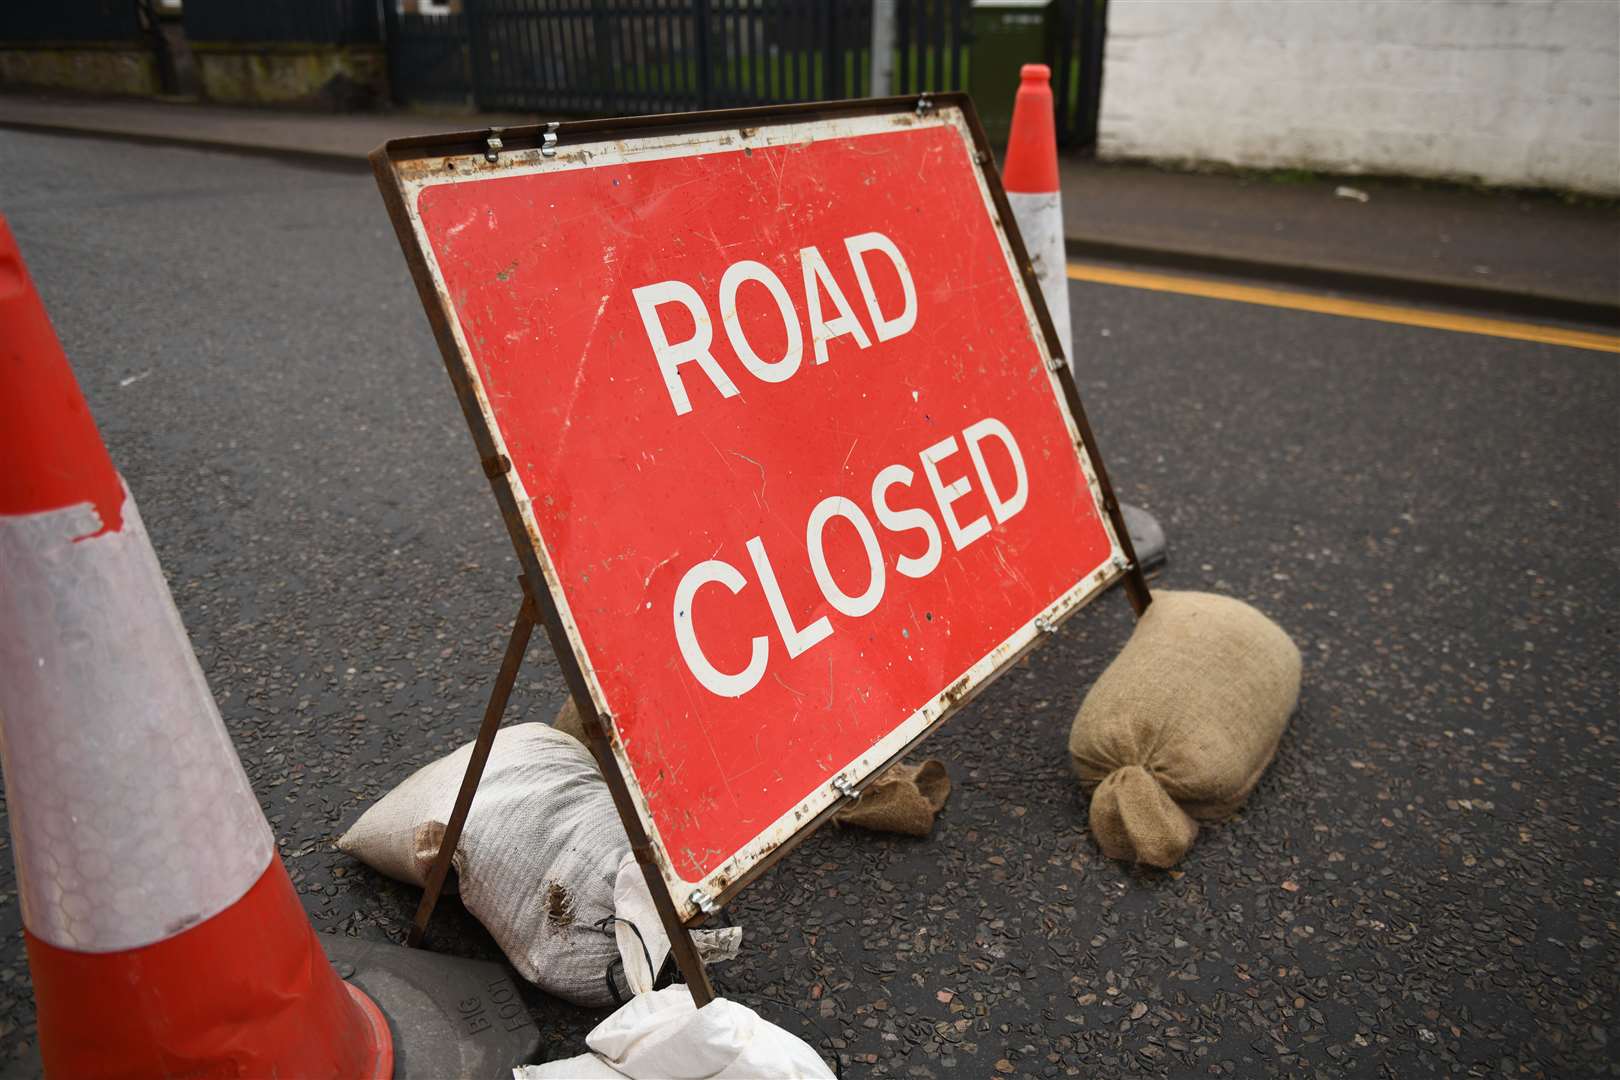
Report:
612,854,741,996
613,855,660,997
515,986,834,1080
518,1053,624,1079
339,723,738,1006
610,856,741,991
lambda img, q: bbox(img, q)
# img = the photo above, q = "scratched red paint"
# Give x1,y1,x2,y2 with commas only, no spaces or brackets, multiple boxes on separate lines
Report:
416,121,1112,879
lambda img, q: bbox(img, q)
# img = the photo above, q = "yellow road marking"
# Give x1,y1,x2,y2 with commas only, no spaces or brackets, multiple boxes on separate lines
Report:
1066,263,1620,355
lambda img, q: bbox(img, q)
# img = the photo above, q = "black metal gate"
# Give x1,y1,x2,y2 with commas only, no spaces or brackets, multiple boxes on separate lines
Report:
1050,0,1107,149
382,7,472,106
381,0,1105,149
454,0,969,115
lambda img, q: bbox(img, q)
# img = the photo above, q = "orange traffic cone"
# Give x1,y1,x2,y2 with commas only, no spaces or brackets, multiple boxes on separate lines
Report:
1002,63,1073,365
1001,73,1170,573
0,213,393,1078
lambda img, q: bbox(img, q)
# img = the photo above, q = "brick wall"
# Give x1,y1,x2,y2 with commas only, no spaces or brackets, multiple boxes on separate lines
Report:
1097,0,1619,195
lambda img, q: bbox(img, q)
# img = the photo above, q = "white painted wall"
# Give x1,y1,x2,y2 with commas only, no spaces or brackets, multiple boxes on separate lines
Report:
1097,0,1620,195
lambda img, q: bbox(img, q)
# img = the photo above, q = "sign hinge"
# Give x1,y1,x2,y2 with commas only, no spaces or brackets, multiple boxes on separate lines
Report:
830,775,858,801
541,121,560,158
484,127,504,164
688,889,718,916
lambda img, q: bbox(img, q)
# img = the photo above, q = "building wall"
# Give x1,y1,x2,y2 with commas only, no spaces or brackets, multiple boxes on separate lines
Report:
1097,0,1619,195
190,44,387,110
0,46,160,98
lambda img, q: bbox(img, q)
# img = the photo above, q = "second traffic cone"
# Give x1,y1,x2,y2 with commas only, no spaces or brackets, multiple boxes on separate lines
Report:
1003,63,1074,366
0,214,393,1078
1001,74,1171,574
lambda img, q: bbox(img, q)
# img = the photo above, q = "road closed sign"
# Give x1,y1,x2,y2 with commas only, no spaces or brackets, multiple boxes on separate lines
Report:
376,99,1130,921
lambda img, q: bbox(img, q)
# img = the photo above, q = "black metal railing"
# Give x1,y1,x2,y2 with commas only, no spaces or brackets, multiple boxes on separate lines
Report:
385,0,1104,150
0,0,142,43
1051,0,1107,149
453,0,964,116
894,0,970,100
182,0,382,45
384,9,472,105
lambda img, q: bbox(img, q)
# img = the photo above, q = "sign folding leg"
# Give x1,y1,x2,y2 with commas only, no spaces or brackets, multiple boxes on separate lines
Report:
406,576,716,1008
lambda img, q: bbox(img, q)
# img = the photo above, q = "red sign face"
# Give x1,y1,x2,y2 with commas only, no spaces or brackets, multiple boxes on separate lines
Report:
400,107,1122,914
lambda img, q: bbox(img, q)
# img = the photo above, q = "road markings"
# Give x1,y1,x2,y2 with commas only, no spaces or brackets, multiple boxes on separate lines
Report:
1067,263,1620,354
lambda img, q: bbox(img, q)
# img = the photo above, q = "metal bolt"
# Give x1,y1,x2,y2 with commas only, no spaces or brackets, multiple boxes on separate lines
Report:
689,889,718,916
484,128,505,164
915,94,933,117
1034,615,1054,634
831,775,857,800
541,121,560,158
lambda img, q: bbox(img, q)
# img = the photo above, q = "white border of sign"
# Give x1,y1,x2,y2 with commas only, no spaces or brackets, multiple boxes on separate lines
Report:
395,105,1126,921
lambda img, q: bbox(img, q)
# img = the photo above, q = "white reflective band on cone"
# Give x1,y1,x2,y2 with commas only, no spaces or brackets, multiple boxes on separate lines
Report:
0,484,274,952
1007,191,1073,366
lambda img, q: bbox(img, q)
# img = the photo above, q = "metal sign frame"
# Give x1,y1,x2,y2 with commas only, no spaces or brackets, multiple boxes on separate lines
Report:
371,94,1149,1004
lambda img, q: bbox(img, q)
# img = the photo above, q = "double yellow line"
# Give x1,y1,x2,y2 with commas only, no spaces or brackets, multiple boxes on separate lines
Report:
1067,263,1620,355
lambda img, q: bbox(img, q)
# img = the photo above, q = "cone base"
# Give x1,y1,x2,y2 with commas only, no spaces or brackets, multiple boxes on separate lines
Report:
1120,503,1168,574
25,860,393,1079
322,935,542,1079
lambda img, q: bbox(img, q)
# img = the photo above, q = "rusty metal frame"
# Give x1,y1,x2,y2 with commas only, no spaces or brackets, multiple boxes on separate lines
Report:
402,574,717,1005
405,579,537,952
371,94,1149,1006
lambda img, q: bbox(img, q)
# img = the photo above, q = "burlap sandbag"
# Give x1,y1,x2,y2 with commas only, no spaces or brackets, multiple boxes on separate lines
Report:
833,760,951,837
1068,590,1301,868
555,701,951,838
554,695,594,747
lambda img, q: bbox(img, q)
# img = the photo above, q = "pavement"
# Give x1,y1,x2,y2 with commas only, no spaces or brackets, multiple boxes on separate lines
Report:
1060,164,1619,326
1,126,1615,1079
1,92,1615,325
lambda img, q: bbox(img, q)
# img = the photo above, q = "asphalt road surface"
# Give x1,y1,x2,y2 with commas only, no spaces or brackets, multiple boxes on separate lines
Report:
1,131,1616,1079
